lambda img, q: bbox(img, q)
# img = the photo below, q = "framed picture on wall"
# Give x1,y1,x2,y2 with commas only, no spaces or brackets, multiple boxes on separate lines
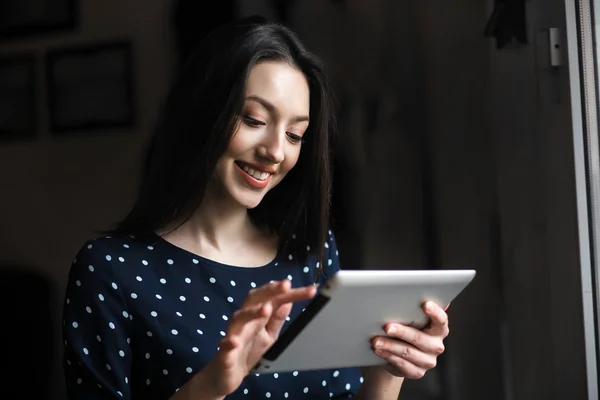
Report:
0,0,77,41
0,54,37,140
46,41,135,135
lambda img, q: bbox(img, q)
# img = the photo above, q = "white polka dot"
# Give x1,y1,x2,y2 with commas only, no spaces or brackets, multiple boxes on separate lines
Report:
106,364,112,370
336,250,339,256
266,392,271,398
83,348,89,355
122,311,129,318
142,260,148,266
145,353,150,359
176,311,183,317
84,306,91,314
156,294,162,299
220,331,226,336
77,378,82,384
146,379,150,385
125,377,128,384
192,259,199,264
222,315,228,321
111,282,118,290
306,245,310,251
147,246,154,250
171,329,178,335
345,383,351,390
179,296,186,301
274,373,279,378
192,347,199,352
96,335,102,342
166,349,173,355
131,293,138,299
186,367,193,373
127,338,131,344
76,280,81,286
117,391,123,397
204,296,210,302
88,265,94,272
87,244,93,249
209,277,216,283
147,331,153,337
230,280,236,286
123,244,129,248
325,242,329,248
251,282,257,288
118,257,125,262
136,276,142,282
109,322,115,329
66,360,71,366
284,393,289,398
106,255,112,261
72,322,79,328
322,380,327,386
98,294,104,301
293,371,299,376
292,233,297,239
227,296,234,303
316,262,320,268
303,266,309,273
167,259,174,265
182,277,191,284
286,316,291,321
244,389,249,394
303,387,309,393
197,329,203,334
160,278,166,284
287,275,293,280
163,369,168,375
66,298,70,304
119,350,125,357
328,259,333,266
359,377,364,383
288,254,293,260
151,311,158,317
199,314,206,319
333,370,340,378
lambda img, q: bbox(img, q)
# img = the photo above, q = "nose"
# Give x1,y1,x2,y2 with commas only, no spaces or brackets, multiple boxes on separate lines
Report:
258,126,285,163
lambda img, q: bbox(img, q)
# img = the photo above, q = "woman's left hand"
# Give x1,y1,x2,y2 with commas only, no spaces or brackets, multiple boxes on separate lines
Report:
371,301,450,379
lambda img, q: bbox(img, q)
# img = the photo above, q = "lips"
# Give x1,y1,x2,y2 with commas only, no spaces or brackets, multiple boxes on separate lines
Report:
234,161,273,189
235,161,273,181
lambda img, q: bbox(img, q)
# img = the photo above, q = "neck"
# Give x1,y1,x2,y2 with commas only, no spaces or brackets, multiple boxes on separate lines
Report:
165,185,256,252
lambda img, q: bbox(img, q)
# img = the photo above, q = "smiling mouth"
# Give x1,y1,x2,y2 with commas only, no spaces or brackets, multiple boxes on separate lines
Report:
235,161,272,181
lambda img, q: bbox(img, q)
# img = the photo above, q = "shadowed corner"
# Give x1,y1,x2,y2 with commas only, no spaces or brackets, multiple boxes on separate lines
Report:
0,267,56,400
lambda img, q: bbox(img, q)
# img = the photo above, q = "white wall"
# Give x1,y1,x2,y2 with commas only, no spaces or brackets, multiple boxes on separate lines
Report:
0,2,175,398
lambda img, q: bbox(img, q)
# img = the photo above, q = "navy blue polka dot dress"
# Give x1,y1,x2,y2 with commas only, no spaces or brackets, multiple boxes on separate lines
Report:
62,230,363,399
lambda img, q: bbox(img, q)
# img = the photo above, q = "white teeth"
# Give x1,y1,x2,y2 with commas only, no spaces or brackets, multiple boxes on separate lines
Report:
238,162,271,181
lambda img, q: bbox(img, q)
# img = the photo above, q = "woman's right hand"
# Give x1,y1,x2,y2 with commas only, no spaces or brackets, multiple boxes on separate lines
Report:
198,279,317,398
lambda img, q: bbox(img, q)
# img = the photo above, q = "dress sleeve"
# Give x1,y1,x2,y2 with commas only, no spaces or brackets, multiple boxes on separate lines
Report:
322,230,364,398
62,240,133,399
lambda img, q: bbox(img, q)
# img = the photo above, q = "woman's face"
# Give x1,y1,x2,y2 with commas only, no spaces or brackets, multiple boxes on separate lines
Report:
212,60,310,209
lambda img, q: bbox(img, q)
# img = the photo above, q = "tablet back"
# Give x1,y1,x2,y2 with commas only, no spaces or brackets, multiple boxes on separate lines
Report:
254,269,476,374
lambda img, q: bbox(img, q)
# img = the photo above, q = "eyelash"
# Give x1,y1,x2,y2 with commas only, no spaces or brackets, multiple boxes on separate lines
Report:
243,116,304,144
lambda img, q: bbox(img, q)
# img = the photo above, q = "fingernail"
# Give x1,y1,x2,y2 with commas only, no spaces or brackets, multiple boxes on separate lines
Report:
374,340,382,349
426,302,434,313
386,326,396,335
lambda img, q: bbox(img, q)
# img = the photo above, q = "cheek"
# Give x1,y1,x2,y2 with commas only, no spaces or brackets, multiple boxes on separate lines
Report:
281,148,301,173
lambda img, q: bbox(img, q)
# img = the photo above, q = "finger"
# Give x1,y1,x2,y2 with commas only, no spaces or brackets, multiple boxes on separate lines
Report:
373,337,438,370
374,348,427,380
227,302,272,341
385,323,444,355
245,280,315,307
422,301,450,337
265,302,293,336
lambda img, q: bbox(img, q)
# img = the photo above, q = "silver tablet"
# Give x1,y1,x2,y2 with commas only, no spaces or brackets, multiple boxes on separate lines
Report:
253,269,476,374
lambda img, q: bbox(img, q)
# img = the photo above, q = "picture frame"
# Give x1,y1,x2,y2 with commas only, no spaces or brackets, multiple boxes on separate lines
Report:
0,53,37,141
46,41,135,135
0,0,77,41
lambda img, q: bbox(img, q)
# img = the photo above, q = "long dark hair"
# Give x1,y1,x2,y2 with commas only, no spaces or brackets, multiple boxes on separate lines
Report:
108,17,337,276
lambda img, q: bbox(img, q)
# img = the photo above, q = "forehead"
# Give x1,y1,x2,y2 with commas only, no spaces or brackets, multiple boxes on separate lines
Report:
245,61,310,116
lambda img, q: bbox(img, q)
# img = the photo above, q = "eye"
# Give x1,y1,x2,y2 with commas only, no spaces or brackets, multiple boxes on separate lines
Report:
243,116,265,128
286,133,304,145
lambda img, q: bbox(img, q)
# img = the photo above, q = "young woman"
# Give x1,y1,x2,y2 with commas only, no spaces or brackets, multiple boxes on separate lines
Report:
62,17,449,400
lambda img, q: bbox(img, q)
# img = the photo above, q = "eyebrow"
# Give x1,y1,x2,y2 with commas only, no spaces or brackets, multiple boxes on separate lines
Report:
245,95,310,123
